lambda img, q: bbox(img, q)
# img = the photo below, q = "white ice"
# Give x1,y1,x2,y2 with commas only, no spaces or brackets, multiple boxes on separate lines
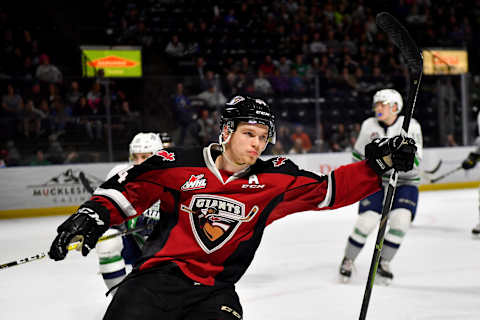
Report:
1,189,479,320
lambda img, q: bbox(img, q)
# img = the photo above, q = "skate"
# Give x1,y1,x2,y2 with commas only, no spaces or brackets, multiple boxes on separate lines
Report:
472,223,480,237
376,258,393,285
339,257,353,283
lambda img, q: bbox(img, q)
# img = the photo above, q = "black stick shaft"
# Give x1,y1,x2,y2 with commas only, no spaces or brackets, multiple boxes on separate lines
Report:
430,166,462,183
359,173,397,319
359,11,423,320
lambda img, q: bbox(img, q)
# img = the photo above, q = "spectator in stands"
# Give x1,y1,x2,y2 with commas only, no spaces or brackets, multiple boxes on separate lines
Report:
65,81,83,110
165,34,185,58
233,71,253,94
275,56,292,76
173,82,193,146
50,96,71,135
30,148,51,166
196,108,215,146
276,124,293,153
1,84,23,138
223,71,238,97
86,82,103,114
289,69,307,96
236,57,255,79
118,100,140,136
258,55,275,76
269,68,290,96
200,70,217,91
289,137,307,154
292,54,310,78
309,32,327,54
5,140,21,166
21,56,36,80
290,124,312,153
46,133,65,164
270,140,286,155
23,99,46,138
35,54,63,84
253,70,273,96
73,96,103,142
329,123,351,152
2,84,23,115
196,85,227,110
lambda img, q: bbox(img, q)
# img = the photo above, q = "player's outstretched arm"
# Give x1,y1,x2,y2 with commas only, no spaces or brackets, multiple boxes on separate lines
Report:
365,135,417,175
49,205,109,261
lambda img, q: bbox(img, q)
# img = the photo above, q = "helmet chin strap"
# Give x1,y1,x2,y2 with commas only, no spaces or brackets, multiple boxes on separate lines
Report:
218,131,248,169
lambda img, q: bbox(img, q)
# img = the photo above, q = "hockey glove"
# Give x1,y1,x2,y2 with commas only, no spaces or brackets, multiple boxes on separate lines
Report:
48,207,109,261
462,152,480,170
366,136,417,175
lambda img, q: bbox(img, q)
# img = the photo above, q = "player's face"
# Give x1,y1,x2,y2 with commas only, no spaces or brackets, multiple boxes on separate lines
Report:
374,101,397,125
227,122,269,166
131,152,153,165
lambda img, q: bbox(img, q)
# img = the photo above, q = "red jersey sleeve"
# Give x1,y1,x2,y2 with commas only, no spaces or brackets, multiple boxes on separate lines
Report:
266,160,381,225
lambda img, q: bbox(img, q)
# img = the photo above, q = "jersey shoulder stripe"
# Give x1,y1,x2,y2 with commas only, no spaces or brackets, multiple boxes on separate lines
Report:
255,156,327,182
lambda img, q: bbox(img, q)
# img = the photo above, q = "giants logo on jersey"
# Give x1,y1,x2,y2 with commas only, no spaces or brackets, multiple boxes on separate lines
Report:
181,195,259,254
272,156,287,167
181,174,207,191
156,150,175,161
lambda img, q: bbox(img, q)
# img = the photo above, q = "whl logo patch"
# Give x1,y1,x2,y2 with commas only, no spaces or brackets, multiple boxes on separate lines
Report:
156,150,175,161
181,174,207,191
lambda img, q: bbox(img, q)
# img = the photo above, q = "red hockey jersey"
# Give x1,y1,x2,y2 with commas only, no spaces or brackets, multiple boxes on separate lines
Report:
85,144,381,286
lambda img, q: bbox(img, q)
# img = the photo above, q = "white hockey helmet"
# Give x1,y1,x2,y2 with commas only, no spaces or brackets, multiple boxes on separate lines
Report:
373,89,403,115
129,132,163,161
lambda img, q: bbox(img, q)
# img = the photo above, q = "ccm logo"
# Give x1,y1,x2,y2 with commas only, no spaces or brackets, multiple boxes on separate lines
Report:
241,184,265,189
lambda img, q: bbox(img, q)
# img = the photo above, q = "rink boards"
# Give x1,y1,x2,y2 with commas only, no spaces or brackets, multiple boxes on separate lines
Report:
1,146,479,219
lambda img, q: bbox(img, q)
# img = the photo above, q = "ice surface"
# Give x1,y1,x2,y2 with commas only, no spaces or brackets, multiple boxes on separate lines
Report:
1,189,479,319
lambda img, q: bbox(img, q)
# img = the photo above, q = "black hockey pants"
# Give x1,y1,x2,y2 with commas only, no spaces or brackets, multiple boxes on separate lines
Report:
103,263,243,320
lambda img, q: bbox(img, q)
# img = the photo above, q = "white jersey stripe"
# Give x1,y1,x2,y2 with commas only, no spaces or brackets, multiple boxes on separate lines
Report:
318,172,334,208
94,187,138,218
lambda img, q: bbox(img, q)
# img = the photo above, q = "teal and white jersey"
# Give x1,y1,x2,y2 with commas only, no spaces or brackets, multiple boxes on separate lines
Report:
105,163,161,246
352,115,423,186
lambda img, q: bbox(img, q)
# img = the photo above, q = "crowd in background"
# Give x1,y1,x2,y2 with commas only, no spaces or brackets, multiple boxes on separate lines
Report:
1,0,479,166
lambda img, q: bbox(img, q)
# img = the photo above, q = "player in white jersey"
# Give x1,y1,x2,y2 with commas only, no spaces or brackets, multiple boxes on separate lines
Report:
96,132,164,294
339,89,423,283
460,112,480,236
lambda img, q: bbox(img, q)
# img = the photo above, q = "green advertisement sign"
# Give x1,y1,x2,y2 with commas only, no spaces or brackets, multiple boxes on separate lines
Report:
82,48,142,78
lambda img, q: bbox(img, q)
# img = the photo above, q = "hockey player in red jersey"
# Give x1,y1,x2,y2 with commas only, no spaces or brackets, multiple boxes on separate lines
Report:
49,95,416,320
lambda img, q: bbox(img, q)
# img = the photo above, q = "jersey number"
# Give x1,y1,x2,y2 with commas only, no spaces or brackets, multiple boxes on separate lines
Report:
118,170,129,183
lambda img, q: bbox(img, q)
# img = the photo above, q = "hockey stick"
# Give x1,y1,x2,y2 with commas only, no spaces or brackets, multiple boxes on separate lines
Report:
0,225,147,271
359,12,423,320
430,165,462,183
424,159,442,174
79,171,95,194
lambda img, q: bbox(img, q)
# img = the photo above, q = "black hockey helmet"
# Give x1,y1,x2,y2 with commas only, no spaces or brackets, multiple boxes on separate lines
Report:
159,132,173,147
220,95,276,144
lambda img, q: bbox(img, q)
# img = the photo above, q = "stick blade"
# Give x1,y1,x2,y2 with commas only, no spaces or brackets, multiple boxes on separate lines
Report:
376,12,422,73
